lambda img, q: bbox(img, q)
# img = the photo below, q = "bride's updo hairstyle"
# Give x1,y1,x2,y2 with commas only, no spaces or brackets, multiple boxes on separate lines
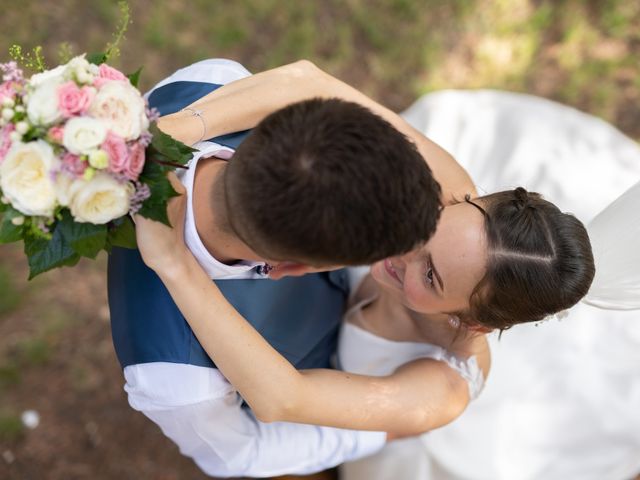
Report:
463,187,595,331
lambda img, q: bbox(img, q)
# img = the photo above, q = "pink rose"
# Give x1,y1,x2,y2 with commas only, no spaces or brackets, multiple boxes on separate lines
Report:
93,64,127,89
47,126,65,144
0,81,16,103
102,131,129,173
61,152,87,177
0,124,15,163
57,81,95,118
125,142,145,180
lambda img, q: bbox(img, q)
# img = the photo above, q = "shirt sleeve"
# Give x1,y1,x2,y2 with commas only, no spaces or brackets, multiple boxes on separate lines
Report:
124,363,385,477
141,392,386,477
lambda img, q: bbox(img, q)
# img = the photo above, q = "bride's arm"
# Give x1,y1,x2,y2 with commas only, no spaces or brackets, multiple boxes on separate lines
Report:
136,184,471,436
157,61,475,203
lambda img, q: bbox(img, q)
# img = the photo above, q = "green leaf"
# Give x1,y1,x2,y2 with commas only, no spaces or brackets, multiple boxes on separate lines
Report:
24,227,81,279
57,211,107,259
148,123,197,166
0,208,24,244
136,175,180,226
107,216,137,249
86,52,108,65
127,66,143,88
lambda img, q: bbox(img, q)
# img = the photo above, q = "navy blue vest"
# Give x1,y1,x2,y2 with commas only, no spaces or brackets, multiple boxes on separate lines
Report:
108,79,349,371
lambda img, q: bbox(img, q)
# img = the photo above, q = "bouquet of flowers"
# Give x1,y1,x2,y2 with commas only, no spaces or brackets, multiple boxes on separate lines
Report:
0,55,194,278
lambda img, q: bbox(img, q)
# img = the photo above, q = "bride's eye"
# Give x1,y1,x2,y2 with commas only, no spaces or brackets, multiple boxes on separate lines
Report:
425,266,435,289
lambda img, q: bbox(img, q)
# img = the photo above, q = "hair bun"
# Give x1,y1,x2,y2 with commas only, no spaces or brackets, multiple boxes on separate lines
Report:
513,187,530,210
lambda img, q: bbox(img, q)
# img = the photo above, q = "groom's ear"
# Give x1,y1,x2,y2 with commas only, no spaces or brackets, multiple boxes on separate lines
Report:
268,262,315,279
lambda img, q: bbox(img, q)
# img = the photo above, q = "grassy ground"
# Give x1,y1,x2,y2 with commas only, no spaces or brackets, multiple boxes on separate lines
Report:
0,1,639,478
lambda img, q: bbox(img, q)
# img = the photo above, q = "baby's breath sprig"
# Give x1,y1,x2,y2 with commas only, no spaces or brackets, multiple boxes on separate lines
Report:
104,1,131,63
57,42,75,64
8,45,47,73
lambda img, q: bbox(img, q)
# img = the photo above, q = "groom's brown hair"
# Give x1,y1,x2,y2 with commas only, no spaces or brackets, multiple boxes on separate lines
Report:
224,98,442,265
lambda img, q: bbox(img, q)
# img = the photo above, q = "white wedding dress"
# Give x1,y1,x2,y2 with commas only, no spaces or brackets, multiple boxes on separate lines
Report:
341,91,640,480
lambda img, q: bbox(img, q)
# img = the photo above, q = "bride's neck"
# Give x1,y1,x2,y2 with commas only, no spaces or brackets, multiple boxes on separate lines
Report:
374,290,463,346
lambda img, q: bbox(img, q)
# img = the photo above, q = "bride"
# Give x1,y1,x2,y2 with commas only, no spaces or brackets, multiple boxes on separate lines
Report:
132,61,595,443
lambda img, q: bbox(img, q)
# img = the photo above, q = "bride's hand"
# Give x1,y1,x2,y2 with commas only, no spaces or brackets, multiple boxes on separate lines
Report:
134,172,189,274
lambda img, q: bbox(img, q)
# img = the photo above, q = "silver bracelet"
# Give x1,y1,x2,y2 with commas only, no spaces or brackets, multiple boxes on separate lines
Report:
182,107,206,145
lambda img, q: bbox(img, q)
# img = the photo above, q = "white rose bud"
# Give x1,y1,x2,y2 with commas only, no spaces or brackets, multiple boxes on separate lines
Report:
68,172,133,224
63,117,107,154
76,70,91,85
2,108,14,120
15,105,25,113
27,77,64,126
89,81,149,140
88,149,109,169
29,64,67,88
9,131,22,142
11,216,25,226
0,141,60,216
2,97,14,108
15,121,29,135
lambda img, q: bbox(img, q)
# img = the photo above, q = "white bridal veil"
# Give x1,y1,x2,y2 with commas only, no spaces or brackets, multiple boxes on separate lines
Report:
342,90,640,480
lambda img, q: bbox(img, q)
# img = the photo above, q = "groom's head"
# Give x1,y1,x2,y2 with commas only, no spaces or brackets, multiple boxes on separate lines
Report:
221,98,441,275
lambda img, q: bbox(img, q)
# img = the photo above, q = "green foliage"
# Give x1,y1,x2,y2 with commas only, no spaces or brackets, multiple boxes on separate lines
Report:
0,362,21,388
148,123,197,167
106,216,137,250
0,265,21,315
58,212,107,259
0,411,24,442
16,337,51,366
0,207,26,244
127,66,143,88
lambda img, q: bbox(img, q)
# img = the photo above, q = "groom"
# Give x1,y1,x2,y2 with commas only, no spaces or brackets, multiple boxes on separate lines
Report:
108,59,441,477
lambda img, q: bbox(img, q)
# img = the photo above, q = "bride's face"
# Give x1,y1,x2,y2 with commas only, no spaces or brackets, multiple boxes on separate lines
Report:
370,201,488,315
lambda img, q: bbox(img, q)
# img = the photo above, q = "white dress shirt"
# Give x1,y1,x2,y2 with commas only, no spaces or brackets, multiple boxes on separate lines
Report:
124,59,385,477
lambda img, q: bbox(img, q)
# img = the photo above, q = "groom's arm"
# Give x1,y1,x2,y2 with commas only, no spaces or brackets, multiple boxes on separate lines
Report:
126,365,385,477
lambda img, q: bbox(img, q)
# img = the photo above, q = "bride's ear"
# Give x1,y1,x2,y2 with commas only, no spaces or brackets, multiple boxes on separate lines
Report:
268,262,314,279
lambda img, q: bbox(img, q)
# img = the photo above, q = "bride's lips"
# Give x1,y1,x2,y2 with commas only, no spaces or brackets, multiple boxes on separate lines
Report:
384,259,402,285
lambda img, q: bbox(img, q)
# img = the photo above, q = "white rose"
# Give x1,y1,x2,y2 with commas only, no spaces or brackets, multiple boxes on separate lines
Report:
53,171,75,207
26,77,64,126
29,65,67,88
68,172,132,224
63,117,107,154
89,81,149,140
0,141,60,216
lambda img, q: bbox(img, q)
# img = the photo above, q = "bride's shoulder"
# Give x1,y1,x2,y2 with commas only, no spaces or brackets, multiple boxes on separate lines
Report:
458,333,491,380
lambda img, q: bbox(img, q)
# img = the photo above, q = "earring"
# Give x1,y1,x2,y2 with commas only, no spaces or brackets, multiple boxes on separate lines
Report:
256,263,274,276
448,315,461,328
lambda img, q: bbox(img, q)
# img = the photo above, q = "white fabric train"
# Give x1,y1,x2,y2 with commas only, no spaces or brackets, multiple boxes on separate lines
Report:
342,90,640,480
